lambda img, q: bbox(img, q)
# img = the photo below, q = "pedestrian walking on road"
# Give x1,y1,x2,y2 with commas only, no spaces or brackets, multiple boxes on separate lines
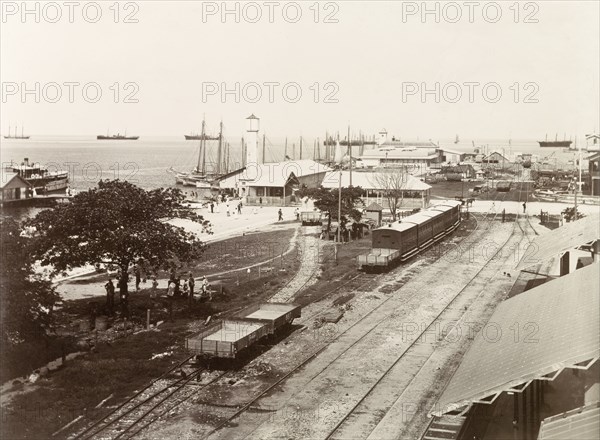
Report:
522,202,526,213
278,209,283,221
294,208,300,221
259,197,263,207
238,201,242,214
210,202,214,213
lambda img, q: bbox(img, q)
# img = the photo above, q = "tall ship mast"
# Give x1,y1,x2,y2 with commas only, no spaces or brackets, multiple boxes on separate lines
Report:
169,118,225,197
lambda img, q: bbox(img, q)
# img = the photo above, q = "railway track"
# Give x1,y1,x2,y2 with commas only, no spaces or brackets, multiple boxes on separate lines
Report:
201,197,519,439
71,360,227,440
326,201,529,439
71,196,512,440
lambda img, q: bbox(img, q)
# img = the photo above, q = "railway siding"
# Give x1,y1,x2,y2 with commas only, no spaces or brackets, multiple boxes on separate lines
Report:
211,221,515,439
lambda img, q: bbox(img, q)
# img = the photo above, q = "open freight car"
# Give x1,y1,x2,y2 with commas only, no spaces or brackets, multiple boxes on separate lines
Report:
185,303,301,359
357,201,461,271
237,302,301,334
185,319,269,359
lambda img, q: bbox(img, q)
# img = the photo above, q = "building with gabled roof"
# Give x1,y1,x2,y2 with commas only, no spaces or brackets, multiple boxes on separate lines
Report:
216,159,331,206
321,170,431,210
0,171,33,206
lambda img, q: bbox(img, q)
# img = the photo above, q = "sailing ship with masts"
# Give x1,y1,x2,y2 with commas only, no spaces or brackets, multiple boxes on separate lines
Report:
4,125,30,139
170,119,229,197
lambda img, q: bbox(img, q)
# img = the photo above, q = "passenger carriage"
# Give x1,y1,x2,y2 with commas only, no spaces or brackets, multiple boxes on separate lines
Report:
358,201,462,271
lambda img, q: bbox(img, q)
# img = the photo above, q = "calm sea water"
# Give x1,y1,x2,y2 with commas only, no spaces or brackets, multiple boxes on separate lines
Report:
1,135,582,219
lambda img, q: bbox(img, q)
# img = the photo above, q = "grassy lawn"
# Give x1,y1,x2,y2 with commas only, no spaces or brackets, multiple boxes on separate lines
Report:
1,226,304,439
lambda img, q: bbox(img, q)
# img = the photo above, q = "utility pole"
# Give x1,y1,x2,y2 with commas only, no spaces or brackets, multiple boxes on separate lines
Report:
284,137,288,160
348,126,352,187
262,133,266,164
299,136,303,160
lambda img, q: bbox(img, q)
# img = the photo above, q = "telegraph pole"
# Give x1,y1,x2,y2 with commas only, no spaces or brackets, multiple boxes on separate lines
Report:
348,125,352,187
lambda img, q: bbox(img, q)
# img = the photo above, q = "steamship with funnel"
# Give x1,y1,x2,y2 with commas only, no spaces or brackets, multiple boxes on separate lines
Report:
4,158,69,192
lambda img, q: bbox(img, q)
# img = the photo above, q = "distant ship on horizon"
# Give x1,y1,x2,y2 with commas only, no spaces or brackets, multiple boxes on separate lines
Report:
4,125,30,139
538,133,572,148
97,131,139,140
184,133,221,141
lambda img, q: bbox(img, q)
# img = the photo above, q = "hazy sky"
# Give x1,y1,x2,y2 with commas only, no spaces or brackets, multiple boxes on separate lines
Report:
1,1,598,140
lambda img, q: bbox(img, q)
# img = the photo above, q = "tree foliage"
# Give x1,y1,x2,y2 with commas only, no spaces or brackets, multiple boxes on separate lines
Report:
561,206,585,223
297,185,364,229
26,180,211,299
1,218,60,345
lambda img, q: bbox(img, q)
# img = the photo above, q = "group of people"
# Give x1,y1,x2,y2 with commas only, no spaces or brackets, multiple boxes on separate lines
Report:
104,268,211,318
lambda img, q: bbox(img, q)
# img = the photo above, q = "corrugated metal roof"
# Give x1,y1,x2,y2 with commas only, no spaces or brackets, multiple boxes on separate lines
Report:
537,402,600,440
515,215,600,270
433,263,600,416
321,171,431,191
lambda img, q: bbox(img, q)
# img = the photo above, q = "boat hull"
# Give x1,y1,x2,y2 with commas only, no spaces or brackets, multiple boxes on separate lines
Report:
97,136,139,140
538,141,572,148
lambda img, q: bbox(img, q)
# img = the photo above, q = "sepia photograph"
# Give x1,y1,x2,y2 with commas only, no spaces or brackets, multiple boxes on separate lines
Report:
1,1,599,439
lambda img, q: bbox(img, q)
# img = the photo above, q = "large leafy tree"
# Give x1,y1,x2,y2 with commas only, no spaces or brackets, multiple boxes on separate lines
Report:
297,185,364,232
27,180,210,304
0,218,59,345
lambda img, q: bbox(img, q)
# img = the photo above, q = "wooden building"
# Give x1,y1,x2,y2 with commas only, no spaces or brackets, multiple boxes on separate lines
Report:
0,172,33,206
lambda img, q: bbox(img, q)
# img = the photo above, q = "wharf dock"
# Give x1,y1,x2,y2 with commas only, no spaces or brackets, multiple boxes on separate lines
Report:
0,194,72,208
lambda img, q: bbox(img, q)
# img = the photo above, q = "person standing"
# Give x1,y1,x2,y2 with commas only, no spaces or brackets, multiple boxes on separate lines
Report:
226,203,230,217
210,201,214,213
134,265,141,291
522,202,526,213
294,208,300,221
201,276,209,299
188,273,195,306
151,277,158,298
105,278,115,315
238,202,242,214
259,197,263,207
278,209,283,221
166,280,176,322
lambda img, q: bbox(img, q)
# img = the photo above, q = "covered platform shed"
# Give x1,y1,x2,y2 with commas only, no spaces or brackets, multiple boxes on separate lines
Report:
429,263,599,439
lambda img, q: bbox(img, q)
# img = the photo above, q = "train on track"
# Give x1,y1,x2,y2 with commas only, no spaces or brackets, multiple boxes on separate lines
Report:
357,200,462,272
185,303,301,359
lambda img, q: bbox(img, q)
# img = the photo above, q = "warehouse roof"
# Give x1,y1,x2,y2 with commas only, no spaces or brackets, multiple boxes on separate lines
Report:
515,215,600,270
432,263,600,416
